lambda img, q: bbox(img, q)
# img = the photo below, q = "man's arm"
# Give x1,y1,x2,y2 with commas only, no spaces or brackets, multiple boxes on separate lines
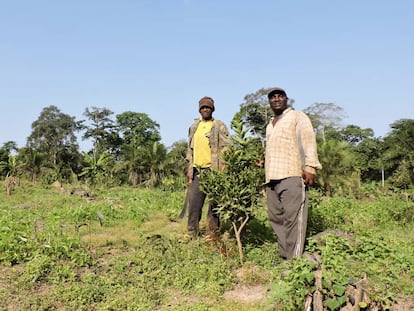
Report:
299,113,322,185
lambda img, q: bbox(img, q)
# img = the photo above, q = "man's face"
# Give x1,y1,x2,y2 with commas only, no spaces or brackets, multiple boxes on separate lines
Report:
199,106,213,120
268,92,288,114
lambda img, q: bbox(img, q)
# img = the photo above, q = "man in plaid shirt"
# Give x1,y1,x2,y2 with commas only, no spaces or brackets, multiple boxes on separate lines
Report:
265,87,321,260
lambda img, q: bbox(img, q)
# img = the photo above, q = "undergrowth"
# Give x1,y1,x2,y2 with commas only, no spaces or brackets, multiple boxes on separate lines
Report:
0,182,413,310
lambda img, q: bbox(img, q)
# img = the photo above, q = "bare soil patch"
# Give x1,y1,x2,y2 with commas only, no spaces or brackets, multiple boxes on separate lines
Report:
223,284,267,304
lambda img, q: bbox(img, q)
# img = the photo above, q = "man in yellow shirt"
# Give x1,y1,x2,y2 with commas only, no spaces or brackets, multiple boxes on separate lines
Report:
185,96,230,238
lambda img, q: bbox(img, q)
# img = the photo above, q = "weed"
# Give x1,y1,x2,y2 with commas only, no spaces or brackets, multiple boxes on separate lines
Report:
1,184,414,310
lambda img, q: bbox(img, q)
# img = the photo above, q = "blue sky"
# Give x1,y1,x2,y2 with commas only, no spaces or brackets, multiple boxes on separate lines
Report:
1,0,413,151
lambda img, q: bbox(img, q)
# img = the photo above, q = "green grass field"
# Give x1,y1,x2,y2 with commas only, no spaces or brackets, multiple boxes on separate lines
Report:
1,182,414,310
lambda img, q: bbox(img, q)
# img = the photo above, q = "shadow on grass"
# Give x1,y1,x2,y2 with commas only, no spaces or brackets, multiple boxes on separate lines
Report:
219,216,276,247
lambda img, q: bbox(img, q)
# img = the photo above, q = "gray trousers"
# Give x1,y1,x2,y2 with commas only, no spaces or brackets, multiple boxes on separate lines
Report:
187,170,219,235
266,176,308,260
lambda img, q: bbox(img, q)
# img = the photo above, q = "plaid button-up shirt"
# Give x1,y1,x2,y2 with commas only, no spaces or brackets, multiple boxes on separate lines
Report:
265,108,321,184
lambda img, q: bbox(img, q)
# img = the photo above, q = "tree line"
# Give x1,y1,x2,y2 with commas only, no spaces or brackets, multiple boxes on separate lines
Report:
1,87,413,195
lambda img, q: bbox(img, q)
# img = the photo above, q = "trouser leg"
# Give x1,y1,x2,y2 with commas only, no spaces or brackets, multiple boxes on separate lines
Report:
267,177,308,259
206,202,220,232
267,180,287,259
187,173,205,235
282,177,308,258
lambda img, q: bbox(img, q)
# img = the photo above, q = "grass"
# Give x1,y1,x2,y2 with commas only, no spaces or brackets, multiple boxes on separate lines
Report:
1,182,414,310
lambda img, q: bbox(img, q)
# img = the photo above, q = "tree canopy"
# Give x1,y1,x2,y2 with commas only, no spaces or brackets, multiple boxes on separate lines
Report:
1,95,413,191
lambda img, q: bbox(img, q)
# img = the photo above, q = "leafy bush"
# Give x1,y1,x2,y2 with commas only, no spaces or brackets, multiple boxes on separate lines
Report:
200,113,264,263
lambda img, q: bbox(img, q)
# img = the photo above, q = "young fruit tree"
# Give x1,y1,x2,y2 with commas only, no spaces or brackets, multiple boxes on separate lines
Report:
200,112,264,264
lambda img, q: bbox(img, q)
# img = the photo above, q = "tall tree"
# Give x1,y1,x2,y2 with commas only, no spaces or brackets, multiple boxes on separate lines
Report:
116,111,162,186
27,105,82,181
353,137,385,183
326,125,383,183
237,88,295,145
120,143,146,186
82,107,121,159
382,119,414,187
116,111,161,146
303,103,346,142
337,125,374,146
0,141,18,155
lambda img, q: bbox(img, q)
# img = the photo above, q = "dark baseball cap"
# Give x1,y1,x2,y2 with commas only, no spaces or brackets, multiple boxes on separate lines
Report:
267,87,287,98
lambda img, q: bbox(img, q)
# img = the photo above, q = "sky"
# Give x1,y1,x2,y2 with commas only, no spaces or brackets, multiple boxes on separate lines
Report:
1,0,413,151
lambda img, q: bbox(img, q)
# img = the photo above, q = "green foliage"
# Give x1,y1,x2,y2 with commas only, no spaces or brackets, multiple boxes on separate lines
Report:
161,139,188,191
308,234,352,310
388,159,414,189
236,87,295,144
316,138,360,197
81,106,119,158
0,201,95,267
116,111,161,147
336,124,374,146
16,147,46,182
316,231,414,308
22,254,54,283
237,87,274,143
200,113,264,227
26,105,82,180
368,195,414,226
0,154,20,177
8,99,414,192
79,150,116,186
308,193,414,238
244,244,279,269
146,141,168,188
383,119,414,188
0,142,17,178
353,137,385,182
199,113,264,263
308,195,356,234
1,184,414,310
267,257,317,310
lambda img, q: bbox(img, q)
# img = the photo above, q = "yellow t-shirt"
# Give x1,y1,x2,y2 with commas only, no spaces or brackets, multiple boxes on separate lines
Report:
193,120,213,168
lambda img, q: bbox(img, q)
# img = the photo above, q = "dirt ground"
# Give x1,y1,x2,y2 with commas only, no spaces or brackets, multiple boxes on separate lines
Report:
223,284,267,304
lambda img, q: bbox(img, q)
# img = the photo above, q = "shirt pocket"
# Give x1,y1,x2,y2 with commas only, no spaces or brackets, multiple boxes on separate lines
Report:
274,126,294,142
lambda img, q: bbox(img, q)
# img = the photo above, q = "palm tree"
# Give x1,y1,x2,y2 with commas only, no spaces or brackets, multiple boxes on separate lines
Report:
79,150,115,186
317,139,359,196
0,155,20,178
120,145,147,186
146,142,167,188
16,148,46,183
382,119,414,187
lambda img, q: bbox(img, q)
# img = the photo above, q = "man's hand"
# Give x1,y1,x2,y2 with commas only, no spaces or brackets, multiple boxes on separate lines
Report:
255,158,265,167
302,171,316,186
186,172,192,184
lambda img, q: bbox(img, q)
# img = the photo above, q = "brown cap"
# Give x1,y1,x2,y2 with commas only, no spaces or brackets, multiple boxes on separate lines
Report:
198,96,215,111
267,87,287,98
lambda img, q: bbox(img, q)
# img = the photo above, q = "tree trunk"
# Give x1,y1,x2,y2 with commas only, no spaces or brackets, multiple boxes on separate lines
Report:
232,215,249,265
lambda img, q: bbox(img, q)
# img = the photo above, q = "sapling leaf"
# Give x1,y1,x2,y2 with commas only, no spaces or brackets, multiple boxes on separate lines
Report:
96,210,104,226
